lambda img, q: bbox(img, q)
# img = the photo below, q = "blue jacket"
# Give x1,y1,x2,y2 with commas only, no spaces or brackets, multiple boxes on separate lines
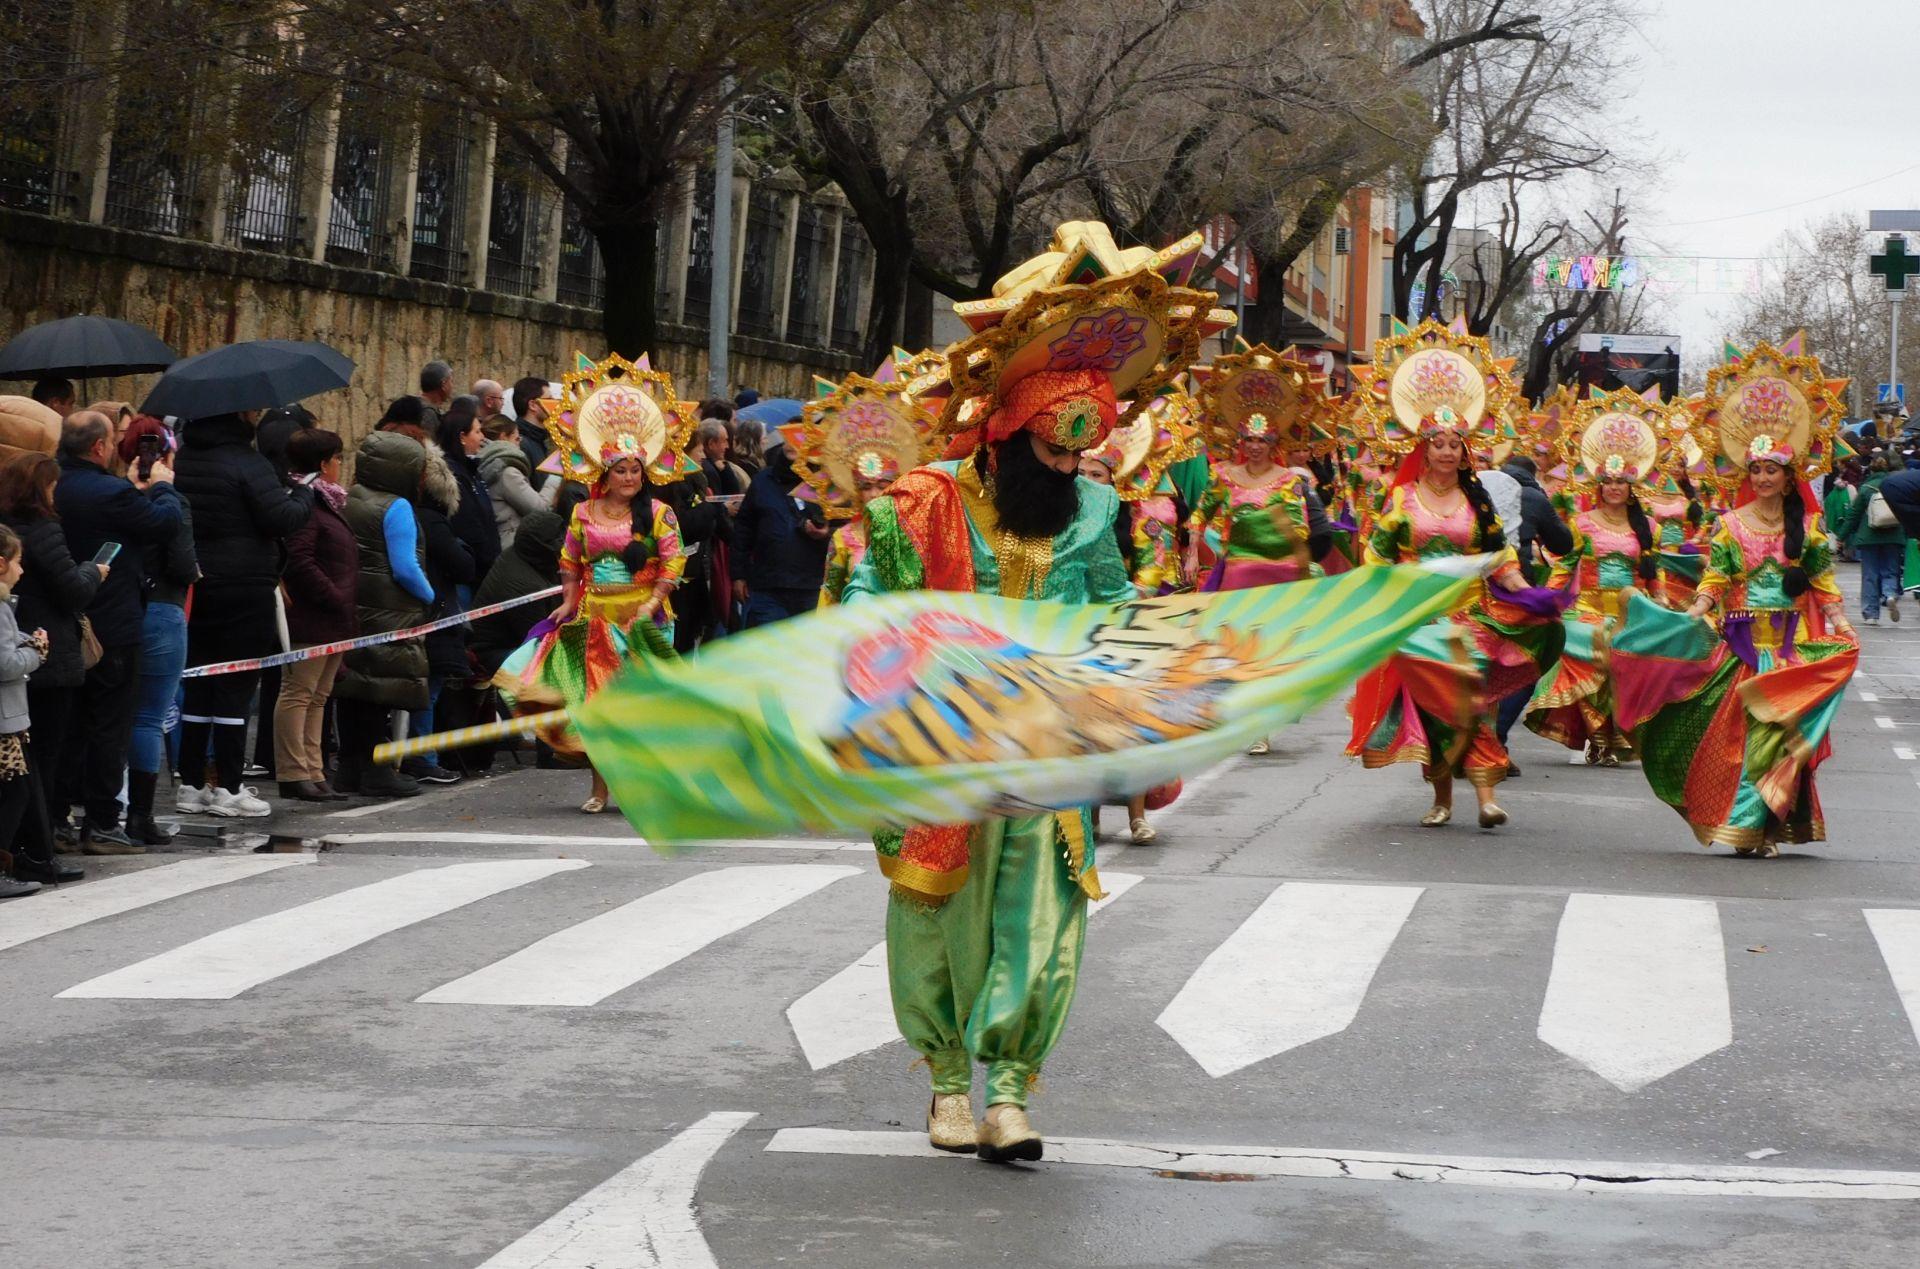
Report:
732,453,828,592
54,457,185,646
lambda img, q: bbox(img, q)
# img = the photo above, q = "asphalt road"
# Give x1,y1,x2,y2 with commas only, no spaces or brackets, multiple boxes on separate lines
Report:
4,570,1920,1267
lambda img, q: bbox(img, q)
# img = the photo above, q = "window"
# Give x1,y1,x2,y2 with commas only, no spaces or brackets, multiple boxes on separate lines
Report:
486,142,542,297
326,82,394,270
786,201,830,346
829,218,870,352
410,109,470,283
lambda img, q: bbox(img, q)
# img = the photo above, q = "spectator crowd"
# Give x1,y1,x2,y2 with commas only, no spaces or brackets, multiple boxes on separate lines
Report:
0,362,821,899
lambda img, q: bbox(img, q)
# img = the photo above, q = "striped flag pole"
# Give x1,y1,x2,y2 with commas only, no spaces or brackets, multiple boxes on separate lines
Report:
372,709,570,767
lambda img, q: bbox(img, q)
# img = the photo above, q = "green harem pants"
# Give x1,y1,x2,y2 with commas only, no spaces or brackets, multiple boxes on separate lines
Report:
885,812,1089,1108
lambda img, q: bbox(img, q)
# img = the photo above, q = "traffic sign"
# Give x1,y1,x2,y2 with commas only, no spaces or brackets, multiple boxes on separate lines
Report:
1871,235,1920,293
1878,384,1907,409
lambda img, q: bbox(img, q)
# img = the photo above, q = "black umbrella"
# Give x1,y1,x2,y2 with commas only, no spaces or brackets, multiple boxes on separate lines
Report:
140,339,354,419
0,315,179,379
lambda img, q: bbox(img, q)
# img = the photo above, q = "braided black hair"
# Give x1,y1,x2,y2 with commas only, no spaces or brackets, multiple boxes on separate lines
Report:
1782,482,1810,598
1459,470,1507,551
1624,492,1659,583
1112,500,1137,574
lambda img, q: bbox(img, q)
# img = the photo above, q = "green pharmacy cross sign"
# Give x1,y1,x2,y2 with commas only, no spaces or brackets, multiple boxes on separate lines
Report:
1871,235,1920,293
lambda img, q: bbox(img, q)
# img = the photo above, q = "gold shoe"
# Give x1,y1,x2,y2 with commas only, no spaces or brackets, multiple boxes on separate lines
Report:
1599,752,1620,769
1757,841,1781,859
1732,843,1757,857
1247,739,1271,756
1130,817,1157,845
976,1104,1042,1164
1420,803,1452,827
927,1094,977,1154
1478,803,1508,829
580,795,607,814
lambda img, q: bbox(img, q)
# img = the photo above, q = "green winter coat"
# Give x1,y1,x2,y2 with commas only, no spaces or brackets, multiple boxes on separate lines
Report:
1841,472,1908,548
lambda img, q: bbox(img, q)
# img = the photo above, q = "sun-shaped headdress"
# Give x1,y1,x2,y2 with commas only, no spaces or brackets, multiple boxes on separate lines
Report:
1559,385,1688,495
1084,385,1205,502
1689,333,1847,497
924,221,1234,456
1356,317,1520,461
539,351,698,486
1189,342,1334,459
781,366,938,521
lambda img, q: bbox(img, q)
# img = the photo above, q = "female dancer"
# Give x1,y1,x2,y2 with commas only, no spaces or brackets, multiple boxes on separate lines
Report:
786,372,936,606
1524,389,1678,765
1188,346,1335,754
1346,321,1569,828
497,354,693,812
1611,341,1857,855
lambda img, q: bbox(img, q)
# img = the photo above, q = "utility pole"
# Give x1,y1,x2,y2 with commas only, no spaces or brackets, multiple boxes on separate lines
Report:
707,81,735,400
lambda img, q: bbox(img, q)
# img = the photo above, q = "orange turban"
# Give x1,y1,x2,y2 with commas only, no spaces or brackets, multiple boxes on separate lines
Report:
944,368,1118,460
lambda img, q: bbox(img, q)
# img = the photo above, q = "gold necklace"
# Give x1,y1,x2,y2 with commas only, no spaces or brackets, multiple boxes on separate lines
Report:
1416,479,1464,514
1744,504,1784,532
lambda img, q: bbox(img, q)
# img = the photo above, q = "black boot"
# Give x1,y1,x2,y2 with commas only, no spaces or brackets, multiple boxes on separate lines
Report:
125,770,175,848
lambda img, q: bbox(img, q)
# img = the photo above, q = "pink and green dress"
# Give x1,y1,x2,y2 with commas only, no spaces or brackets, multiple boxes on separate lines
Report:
1130,493,1186,595
1524,510,1644,757
1347,485,1568,787
1610,510,1857,849
819,520,870,606
497,498,684,756
1193,468,1320,590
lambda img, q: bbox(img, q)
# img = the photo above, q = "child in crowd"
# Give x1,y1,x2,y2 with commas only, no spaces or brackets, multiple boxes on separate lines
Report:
0,525,56,897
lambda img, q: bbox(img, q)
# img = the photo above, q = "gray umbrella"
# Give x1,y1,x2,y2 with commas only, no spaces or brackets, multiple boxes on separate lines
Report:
0,315,179,379
140,339,354,419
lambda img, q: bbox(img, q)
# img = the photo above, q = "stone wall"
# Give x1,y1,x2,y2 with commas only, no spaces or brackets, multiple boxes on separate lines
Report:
0,208,861,446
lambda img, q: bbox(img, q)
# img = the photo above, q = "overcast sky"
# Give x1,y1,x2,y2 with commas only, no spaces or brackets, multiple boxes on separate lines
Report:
1612,0,1920,362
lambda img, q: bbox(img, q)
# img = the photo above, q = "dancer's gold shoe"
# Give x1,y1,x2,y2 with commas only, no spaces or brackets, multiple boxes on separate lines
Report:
976,1104,1043,1164
1420,803,1452,827
1478,803,1508,829
927,1094,977,1153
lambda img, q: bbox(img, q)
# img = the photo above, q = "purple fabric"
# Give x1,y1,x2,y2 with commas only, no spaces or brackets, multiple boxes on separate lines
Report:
1199,555,1229,593
1722,614,1758,671
526,614,562,643
1490,578,1578,619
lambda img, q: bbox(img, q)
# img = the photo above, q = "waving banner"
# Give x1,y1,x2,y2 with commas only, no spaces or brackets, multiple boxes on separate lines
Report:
574,561,1479,844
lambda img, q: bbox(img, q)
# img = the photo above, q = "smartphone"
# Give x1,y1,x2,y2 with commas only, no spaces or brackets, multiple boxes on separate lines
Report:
135,433,163,481
91,541,122,567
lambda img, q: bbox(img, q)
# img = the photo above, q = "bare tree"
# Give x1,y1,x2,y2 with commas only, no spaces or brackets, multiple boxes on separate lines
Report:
1726,213,1920,420
1391,0,1638,323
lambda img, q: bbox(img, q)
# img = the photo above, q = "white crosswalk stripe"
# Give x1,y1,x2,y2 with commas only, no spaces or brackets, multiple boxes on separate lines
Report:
1155,881,1425,1078
418,864,859,1007
19,856,1920,1093
785,871,1143,1071
1865,909,1920,1049
58,859,588,1000
0,854,312,954
1538,893,1732,1091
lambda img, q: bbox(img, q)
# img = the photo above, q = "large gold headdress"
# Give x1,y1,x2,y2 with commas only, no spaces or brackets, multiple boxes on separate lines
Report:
1560,386,1687,494
1083,385,1204,502
782,369,937,520
1356,318,1519,459
925,221,1234,453
1690,334,1847,495
1189,343,1334,459
540,352,698,485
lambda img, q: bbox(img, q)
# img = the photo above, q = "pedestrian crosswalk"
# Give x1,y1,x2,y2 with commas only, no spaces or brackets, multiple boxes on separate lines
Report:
10,853,1920,1092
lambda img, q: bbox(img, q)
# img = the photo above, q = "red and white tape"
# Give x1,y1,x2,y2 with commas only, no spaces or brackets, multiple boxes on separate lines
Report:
179,586,562,678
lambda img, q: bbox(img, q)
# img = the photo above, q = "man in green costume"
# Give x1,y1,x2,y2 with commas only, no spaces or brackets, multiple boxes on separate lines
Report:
842,365,1136,1162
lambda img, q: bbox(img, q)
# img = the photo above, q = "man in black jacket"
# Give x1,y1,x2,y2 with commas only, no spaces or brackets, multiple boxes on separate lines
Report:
731,439,830,627
1494,455,1575,766
1500,455,1575,583
512,376,554,487
172,411,314,817
52,412,185,849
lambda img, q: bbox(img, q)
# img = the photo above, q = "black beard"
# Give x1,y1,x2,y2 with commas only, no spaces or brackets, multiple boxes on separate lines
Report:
988,436,1080,538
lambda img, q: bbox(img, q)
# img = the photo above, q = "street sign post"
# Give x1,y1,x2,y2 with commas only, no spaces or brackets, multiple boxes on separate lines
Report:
1877,383,1906,410
1870,233,1920,412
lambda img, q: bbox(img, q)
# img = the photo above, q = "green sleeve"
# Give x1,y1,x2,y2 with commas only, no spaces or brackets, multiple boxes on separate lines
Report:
841,497,922,602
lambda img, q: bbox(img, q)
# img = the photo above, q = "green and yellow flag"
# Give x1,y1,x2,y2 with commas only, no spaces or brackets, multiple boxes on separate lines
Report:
573,562,1477,844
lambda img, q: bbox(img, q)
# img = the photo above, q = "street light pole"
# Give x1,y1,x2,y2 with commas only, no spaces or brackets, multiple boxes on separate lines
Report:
707,81,735,400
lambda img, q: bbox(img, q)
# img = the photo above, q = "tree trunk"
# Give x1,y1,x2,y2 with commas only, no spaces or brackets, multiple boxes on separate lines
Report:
862,225,912,367
594,212,661,359
904,275,935,350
